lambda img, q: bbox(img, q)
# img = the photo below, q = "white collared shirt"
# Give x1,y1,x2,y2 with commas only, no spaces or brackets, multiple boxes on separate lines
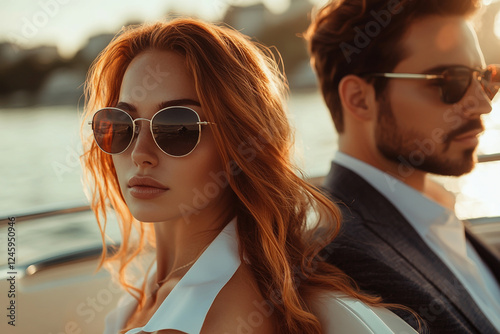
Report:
104,218,241,334
334,151,500,331
103,216,417,334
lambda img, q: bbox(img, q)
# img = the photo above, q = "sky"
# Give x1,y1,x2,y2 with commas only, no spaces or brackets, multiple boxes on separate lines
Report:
0,0,328,57
1,0,499,58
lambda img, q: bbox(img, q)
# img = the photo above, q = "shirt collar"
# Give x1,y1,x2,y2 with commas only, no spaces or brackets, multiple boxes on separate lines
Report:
333,152,457,238
104,217,240,334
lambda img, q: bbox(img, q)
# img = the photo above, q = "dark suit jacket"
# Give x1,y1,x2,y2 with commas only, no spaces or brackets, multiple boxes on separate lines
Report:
322,162,500,334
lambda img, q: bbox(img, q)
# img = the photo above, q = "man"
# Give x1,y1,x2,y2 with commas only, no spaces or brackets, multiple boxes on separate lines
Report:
306,0,500,333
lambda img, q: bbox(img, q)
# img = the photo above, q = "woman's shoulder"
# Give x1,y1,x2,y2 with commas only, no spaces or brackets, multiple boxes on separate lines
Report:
201,262,276,334
312,292,418,334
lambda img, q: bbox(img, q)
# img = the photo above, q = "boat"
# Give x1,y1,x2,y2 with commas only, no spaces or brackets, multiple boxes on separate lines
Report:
1,154,499,334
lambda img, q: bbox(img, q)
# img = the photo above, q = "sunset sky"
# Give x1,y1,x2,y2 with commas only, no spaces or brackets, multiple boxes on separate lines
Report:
0,0,499,57
0,0,325,57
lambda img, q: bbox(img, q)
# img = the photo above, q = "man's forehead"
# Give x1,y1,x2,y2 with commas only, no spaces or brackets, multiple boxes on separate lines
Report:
396,16,484,71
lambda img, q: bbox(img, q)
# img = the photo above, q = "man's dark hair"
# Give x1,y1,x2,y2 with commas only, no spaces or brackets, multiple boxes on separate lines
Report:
305,0,481,133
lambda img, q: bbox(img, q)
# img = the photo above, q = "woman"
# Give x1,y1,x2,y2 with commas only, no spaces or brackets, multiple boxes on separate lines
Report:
81,18,419,333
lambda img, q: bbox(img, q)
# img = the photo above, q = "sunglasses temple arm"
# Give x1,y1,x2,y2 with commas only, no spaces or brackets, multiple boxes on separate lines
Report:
198,121,216,126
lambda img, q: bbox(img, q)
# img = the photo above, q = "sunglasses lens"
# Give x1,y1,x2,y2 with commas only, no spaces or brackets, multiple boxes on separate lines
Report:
442,67,471,104
92,108,133,154
152,107,201,156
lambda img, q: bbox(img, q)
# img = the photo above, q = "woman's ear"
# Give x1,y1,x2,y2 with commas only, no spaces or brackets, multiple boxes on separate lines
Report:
338,75,377,121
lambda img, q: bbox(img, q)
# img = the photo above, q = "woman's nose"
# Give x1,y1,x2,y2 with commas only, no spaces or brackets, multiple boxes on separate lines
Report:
130,120,159,167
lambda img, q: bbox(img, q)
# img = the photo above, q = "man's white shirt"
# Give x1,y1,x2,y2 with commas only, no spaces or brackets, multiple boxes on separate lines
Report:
334,151,500,331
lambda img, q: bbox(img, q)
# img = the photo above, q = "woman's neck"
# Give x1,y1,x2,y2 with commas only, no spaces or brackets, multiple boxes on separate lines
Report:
153,209,234,285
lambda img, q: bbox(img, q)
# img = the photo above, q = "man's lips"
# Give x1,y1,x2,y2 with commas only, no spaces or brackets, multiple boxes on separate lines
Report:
450,128,483,148
452,129,483,141
445,119,484,144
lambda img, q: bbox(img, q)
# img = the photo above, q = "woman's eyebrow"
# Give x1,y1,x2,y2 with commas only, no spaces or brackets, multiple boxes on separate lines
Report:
114,99,201,114
115,101,137,112
156,99,201,110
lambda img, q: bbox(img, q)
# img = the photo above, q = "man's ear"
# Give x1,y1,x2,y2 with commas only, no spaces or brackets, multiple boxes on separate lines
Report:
338,75,377,121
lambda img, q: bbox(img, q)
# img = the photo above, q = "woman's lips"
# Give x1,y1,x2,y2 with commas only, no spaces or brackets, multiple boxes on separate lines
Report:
129,186,168,199
128,176,169,199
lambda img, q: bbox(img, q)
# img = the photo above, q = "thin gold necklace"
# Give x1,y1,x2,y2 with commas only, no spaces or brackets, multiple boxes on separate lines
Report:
156,245,209,287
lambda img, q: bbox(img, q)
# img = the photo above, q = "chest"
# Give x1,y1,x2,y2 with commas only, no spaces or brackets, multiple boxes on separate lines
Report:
123,283,177,332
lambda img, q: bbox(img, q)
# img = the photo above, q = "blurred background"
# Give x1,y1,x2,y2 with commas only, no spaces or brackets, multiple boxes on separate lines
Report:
0,1,500,332
1,0,500,218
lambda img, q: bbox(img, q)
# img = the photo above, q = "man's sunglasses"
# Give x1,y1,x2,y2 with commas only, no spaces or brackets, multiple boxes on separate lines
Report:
366,64,500,104
89,106,215,157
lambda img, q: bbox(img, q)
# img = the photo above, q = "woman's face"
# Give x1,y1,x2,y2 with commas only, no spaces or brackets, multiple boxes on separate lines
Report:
112,50,230,223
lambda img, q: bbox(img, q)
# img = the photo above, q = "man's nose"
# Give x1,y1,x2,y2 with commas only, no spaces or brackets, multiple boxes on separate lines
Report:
462,79,493,118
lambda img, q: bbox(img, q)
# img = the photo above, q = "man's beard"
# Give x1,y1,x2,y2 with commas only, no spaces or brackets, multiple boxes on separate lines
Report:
374,97,482,177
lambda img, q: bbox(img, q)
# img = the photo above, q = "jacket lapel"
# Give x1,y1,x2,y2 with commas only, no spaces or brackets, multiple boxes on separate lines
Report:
465,226,500,284
323,162,496,334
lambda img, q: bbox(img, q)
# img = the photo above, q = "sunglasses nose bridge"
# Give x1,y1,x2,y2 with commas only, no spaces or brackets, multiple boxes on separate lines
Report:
472,72,497,102
132,117,152,133
479,69,500,100
129,118,154,147
459,75,493,118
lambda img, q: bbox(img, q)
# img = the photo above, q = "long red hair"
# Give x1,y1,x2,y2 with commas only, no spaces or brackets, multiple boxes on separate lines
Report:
81,18,401,333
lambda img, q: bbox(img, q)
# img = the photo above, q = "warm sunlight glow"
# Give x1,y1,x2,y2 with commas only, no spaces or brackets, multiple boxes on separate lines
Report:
495,10,500,39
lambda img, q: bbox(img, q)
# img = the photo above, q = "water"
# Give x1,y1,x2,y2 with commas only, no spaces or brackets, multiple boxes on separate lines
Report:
1,92,499,220
0,106,88,214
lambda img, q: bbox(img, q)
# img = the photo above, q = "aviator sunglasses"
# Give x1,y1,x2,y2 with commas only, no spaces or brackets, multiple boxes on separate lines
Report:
366,64,500,104
89,106,215,157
